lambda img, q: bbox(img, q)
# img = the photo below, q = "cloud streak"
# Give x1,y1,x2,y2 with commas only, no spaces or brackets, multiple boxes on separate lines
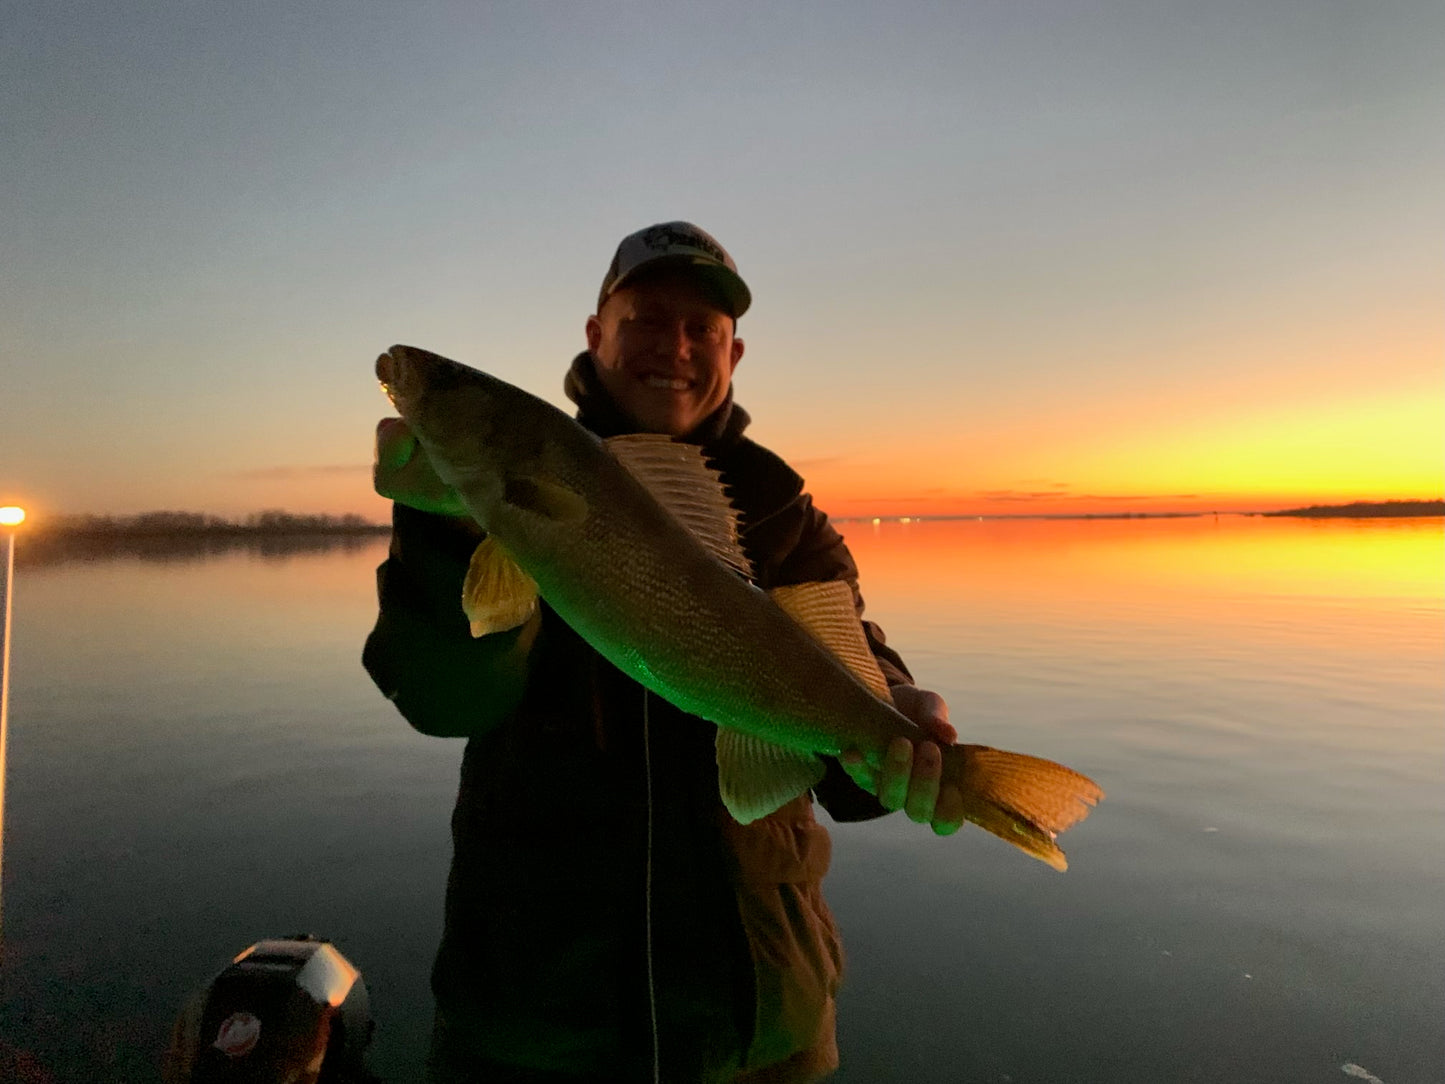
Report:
231,464,369,480
974,484,1199,504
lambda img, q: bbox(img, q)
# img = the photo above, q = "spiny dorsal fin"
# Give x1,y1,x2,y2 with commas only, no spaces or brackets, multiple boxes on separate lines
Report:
767,580,892,700
715,729,827,824
462,535,540,637
604,433,752,579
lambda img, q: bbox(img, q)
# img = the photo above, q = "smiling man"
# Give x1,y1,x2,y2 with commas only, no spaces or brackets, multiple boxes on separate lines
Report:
585,225,748,439
365,222,961,1083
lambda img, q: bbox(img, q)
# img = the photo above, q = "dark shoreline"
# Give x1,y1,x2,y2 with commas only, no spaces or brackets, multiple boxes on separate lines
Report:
14,530,390,568
22,511,389,536
1261,500,1444,519
12,515,391,568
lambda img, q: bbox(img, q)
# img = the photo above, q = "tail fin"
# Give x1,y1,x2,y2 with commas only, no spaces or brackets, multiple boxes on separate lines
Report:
946,745,1104,871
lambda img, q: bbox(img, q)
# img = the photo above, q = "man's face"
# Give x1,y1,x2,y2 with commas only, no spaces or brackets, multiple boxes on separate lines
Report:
585,271,745,438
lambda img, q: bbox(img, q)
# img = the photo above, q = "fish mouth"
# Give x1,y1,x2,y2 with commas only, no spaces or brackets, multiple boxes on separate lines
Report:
376,350,403,407
377,345,435,411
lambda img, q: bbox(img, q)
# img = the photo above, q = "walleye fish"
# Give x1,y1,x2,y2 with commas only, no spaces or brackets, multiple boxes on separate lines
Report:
376,345,1103,870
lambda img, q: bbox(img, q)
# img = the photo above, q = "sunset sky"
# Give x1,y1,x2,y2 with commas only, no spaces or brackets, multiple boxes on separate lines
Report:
3,1,1440,523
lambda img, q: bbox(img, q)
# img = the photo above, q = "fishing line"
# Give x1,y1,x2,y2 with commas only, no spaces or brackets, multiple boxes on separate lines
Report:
642,688,661,1084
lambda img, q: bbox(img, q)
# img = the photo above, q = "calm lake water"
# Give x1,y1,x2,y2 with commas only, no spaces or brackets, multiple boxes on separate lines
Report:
1,516,1441,1083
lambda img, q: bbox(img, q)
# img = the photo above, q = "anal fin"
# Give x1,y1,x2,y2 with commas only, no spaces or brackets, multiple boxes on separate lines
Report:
716,729,826,824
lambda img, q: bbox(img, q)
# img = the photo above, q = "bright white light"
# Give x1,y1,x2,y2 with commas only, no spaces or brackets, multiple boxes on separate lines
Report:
0,507,24,527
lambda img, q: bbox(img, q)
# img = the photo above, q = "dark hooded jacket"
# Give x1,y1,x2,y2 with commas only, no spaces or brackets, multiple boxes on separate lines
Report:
362,354,914,1081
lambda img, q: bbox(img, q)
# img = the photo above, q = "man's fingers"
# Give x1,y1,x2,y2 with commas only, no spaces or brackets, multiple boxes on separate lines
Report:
917,688,950,727
892,685,953,742
373,417,469,516
926,717,958,745
845,740,963,835
838,749,879,794
931,784,966,837
375,417,417,471
877,737,913,812
904,740,943,824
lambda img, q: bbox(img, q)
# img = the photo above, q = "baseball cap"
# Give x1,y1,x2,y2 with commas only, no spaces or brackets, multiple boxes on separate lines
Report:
597,221,751,318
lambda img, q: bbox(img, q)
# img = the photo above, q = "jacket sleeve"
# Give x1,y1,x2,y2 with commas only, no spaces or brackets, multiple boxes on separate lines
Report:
755,493,919,822
362,503,536,738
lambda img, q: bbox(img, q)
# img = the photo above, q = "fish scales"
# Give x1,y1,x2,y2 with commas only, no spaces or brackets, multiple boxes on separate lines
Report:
377,345,1103,869
386,347,911,759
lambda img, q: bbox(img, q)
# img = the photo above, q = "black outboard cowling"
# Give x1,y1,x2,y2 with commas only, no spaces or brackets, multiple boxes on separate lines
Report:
163,935,374,1083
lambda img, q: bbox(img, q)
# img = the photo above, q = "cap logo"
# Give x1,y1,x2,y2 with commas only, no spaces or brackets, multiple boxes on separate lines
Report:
601,221,750,316
641,224,728,265
213,1011,262,1057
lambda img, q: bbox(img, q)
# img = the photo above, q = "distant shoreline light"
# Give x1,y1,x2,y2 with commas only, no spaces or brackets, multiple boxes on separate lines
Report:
13,498,1445,533
835,499,1444,524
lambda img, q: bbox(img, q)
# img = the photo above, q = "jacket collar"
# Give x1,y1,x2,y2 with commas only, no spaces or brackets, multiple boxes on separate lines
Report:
563,351,752,448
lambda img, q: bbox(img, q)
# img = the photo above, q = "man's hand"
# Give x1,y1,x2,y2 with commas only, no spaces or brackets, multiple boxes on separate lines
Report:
839,684,966,836
373,417,472,519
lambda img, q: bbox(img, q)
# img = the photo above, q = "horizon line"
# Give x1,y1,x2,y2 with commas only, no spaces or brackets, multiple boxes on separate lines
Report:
10,498,1442,533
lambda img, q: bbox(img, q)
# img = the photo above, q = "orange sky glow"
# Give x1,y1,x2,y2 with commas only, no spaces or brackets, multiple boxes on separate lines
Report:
792,375,1442,520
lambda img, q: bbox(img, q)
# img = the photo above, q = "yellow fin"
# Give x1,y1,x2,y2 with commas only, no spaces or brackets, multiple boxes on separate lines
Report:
946,744,1106,871
767,581,891,700
715,729,827,824
502,475,588,524
462,536,539,637
603,434,752,578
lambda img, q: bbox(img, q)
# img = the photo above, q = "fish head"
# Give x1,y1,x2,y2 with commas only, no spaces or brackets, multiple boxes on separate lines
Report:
376,345,550,509
376,345,503,435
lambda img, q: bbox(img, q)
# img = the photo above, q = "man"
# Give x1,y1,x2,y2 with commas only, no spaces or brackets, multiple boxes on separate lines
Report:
364,222,962,1083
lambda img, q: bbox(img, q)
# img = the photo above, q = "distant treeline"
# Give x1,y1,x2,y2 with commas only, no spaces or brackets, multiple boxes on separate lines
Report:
33,510,389,536
15,510,390,568
1264,500,1444,518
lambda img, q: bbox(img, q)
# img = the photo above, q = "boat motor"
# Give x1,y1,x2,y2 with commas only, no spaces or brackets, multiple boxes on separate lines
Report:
163,935,374,1083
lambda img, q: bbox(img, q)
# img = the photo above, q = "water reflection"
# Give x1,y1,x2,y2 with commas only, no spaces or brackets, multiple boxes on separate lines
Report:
842,514,1444,603
15,530,390,569
0,519,1440,1082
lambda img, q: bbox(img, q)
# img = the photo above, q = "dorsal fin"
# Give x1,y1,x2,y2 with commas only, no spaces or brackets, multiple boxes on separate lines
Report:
767,580,892,700
603,433,753,579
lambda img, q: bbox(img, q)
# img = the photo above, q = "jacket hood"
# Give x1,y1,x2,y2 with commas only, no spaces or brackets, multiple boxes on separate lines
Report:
563,352,752,448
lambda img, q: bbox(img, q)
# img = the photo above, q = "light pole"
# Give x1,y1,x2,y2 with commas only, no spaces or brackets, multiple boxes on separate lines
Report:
0,504,25,931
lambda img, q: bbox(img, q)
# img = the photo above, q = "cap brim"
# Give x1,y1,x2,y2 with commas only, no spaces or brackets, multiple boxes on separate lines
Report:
612,255,751,318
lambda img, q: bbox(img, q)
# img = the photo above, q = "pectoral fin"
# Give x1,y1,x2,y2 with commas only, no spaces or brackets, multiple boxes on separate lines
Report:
462,536,539,637
767,581,892,699
502,475,589,524
715,729,827,824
